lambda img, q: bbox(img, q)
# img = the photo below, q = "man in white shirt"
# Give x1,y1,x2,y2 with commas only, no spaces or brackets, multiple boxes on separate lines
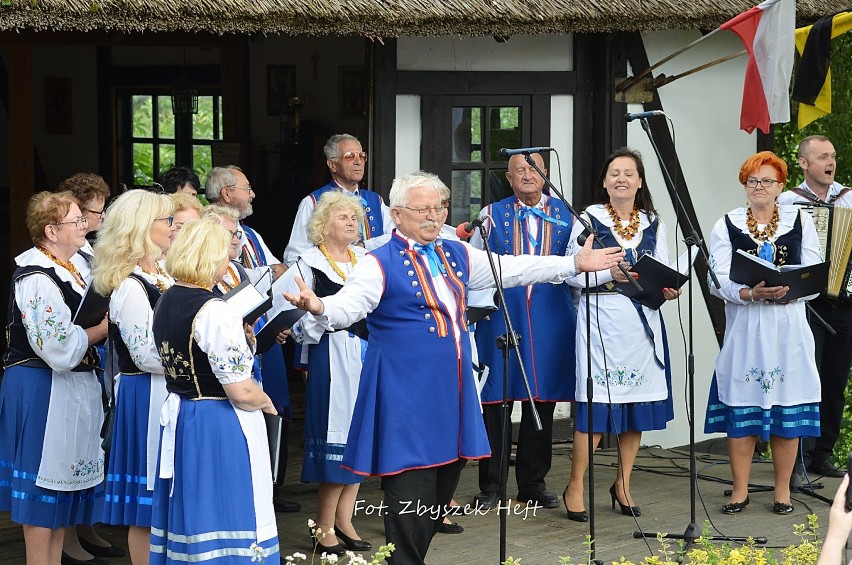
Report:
778,135,852,480
282,134,393,264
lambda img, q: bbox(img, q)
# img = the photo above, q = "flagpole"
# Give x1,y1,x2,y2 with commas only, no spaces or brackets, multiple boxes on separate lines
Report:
648,49,747,89
617,27,725,93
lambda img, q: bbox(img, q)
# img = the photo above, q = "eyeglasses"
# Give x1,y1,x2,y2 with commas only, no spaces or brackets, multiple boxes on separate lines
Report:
86,207,105,219
51,216,89,229
155,216,174,227
228,184,254,193
336,151,368,162
400,206,446,217
229,229,244,240
745,178,781,188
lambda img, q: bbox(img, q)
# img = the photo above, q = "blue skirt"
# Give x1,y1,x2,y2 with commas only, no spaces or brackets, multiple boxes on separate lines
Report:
704,374,820,441
301,335,364,485
103,374,155,527
150,399,279,564
0,365,104,528
575,398,674,434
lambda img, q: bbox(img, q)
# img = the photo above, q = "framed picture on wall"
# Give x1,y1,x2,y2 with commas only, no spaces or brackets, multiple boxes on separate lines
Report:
267,65,296,116
338,66,366,118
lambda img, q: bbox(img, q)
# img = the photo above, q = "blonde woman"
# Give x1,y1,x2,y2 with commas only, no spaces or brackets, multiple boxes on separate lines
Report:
93,189,175,564
150,219,279,564
277,191,370,554
170,192,203,232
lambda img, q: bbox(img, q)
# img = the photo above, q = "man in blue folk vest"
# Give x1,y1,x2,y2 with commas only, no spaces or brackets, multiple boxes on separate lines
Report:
282,133,394,264
205,166,299,513
470,152,577,510
282,171,623,564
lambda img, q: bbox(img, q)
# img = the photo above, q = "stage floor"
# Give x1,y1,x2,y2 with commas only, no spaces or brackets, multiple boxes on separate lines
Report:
0,438,838,564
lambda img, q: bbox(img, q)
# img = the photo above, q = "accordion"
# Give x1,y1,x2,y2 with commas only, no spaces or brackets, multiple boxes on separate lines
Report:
795,203,852,300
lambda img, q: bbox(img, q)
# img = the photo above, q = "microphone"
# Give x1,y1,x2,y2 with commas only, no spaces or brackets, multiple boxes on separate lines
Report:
624,110,667,122
498,147,555,158
456,217,488,239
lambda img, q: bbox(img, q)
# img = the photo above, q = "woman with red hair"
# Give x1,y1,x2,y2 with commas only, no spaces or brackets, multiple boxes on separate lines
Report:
704,151,822,515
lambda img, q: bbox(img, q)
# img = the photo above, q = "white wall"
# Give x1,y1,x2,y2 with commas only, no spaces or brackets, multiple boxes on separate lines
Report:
633,30,757,448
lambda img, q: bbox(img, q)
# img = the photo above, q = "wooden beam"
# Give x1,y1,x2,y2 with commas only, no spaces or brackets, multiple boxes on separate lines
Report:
220,38,250,169
8,44,34,260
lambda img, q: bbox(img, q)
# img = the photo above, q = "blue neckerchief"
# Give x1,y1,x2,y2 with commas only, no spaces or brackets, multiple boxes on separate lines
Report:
758,241,774,262
516,205,571,249
414,242,447,276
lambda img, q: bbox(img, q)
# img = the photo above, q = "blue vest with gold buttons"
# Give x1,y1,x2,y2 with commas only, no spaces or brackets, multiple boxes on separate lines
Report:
310,183,385,242
342,232,491,476
476,196,577,403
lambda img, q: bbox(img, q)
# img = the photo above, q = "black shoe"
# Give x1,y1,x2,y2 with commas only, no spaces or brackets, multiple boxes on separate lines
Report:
61,553,108,565
273,497,302,513
562,487,588,522
310,528,347,556
473,490,499,510
78,538,126,558
437,521,464,534
721,496,750,515
806,460,845,478
334,526,372,551
773,501,794,515
517,489,560,509
609,483,641,517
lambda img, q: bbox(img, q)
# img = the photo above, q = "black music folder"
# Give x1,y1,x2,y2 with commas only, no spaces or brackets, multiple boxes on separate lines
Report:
730,249,829,302
222,279,273,326
264,412,283,484
255,308,307,353
614,250,692,310
73,287,111,328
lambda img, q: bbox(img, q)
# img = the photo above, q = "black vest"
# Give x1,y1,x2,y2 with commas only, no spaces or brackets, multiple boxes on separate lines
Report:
312,267,369,340
4,265,100,372
152,285,227,400
110,273,163,375
725,211,803,267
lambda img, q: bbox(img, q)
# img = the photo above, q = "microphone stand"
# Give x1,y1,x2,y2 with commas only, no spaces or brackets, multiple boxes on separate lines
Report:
630,117,762,551
474,221,540,565
523,153,641,563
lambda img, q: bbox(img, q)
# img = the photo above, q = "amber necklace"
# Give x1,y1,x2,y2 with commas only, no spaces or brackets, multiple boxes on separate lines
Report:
37,245,86,288
604,203,640,240
745,206,780,242
175,279,212,291
319,244,357,281
138,261,171,293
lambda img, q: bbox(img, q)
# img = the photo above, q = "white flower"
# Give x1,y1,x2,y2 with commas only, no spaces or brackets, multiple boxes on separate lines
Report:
293,553,307,560
307,518,316,529
323,553,339,564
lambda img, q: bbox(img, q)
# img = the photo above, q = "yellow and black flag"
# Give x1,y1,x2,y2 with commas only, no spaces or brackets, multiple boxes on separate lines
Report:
792,11,852,128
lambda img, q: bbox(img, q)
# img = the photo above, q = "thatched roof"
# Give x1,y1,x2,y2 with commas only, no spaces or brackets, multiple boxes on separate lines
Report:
0,0,847,37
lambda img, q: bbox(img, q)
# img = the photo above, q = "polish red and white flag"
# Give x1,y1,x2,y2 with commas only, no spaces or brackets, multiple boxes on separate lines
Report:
721,0,795,134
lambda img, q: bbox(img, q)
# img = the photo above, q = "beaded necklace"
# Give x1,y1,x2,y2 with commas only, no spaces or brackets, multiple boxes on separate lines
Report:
319,244,357,281
175,279,212,292
138,261,171,293
745,206,780,242
37,245,86,288
604,203,640,240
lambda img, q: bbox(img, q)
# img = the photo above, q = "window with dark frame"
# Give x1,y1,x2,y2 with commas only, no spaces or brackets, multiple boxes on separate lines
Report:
118,90,223,186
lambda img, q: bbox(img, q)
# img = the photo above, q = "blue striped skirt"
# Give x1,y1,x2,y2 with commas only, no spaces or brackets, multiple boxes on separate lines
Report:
150,399,279,564
103,373,155,527
0,365,104,528
704,374,820,440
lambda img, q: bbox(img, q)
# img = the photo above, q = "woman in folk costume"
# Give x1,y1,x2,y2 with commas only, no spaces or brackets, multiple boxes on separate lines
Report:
94,189,176,564
704,151,822,515
277,191,371,554
562,148,678,522
0,191,109,563
149,218,279,564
